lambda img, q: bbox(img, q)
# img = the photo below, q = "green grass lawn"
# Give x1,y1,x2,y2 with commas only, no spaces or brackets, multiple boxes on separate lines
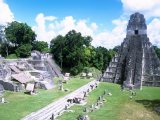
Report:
0,77,92,120
58,82,160,120
6,54,18,59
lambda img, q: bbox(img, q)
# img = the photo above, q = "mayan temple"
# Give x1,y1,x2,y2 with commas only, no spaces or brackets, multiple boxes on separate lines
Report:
102,12,160,89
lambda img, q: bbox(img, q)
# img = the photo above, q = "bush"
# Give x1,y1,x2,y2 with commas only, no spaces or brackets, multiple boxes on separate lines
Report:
80,67,102,79
6,54,18,59
15,44,32,58
70,64,83,75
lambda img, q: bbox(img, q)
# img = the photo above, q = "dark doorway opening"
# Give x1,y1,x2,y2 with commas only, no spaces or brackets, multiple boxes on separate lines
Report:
135,30,138,35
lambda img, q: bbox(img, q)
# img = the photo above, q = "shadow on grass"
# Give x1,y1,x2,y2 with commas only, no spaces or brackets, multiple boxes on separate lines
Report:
136,99,160,115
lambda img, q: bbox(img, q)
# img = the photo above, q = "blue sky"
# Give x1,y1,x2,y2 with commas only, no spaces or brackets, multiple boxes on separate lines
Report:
0,0,160,48
6,0,122,29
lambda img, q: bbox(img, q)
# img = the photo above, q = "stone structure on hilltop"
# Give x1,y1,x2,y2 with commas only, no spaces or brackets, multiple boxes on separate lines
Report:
101,12,160,89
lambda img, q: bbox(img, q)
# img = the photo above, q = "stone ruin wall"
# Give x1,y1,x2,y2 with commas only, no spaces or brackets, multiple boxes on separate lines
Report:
0,51,62,91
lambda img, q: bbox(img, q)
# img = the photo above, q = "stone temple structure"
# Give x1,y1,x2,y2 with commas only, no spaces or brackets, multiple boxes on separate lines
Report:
0,51,63,91
102,12,160,89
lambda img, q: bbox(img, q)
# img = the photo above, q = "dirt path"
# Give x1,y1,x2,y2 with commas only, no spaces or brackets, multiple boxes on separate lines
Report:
22,80,99,120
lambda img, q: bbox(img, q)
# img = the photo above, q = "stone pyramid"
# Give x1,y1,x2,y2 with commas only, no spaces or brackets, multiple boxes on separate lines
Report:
102,12,160,89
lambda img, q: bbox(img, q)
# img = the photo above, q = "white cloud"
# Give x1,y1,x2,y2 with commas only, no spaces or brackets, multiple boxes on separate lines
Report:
33,13,126,49
32,13,57,43
57,16,76,35
33,0,160,49
0,0,14,25
121,0,160,18
33,13,128,49
92,19,127,49
0,0,160,49
120,0,160,47
91,23,98,31
0,0,159,49
76,20,95,36
33,14,98,44
148,18,160,47
92,0,160,48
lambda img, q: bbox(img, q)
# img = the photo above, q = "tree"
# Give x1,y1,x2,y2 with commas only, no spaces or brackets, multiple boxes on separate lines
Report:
0,25,9,56
5,21,36,47
0,25,4,43
15,44,32,58
50,30,92,75
153,46,160,59
113,45,120,52
0,41,9,57
4,21,36,57
32,41,49,52
50,30,116,75
50,35,65,69
91,47,113,73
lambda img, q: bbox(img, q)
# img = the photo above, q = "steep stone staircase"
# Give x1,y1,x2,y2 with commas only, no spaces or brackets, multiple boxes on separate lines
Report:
45,56,63,77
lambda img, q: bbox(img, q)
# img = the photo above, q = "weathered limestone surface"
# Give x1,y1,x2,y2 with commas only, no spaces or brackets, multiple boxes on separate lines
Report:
102,13,160,88
0,51,63,91
0,84,4,96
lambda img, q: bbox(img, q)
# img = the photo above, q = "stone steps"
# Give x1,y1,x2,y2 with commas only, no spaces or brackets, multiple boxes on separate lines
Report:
102,13,160,88
46,58,62,77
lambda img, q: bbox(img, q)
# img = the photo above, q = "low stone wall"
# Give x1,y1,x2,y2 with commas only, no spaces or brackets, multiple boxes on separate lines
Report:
0,80,22,92
143,75,160,87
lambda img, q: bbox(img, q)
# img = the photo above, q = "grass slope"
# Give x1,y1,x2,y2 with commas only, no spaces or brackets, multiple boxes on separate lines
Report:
0,78,92,120
59,82,160,120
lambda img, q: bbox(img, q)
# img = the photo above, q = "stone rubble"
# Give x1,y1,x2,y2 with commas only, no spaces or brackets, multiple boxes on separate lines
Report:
0,51,63,91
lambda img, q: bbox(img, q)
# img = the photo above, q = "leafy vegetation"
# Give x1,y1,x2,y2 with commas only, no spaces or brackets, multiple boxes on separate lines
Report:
6,54,18,59
15,44,32,58
32,41,50,53
50,31,93,75
0,77,92,120
153,46,160,59
59,82,160,120
50,30,116,75
82,67,102,78
0,21,36,57
0,25,4,43
0,22,51,58
1,22,160,74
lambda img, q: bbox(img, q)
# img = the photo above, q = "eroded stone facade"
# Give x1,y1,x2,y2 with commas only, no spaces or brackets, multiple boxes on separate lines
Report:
102,12,160,89
0,51,62,91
